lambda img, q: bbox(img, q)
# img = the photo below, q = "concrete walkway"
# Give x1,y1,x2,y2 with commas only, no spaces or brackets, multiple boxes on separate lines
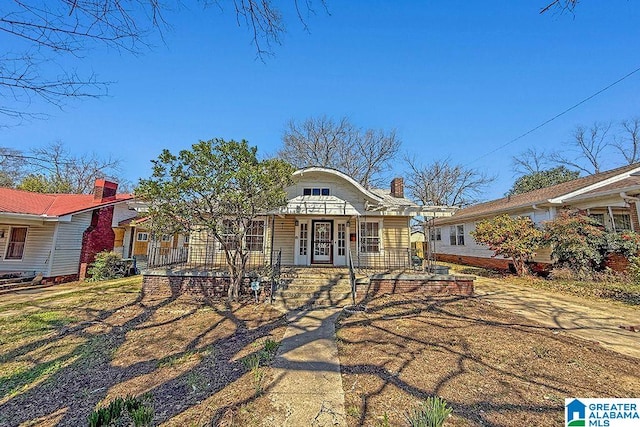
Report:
474,277,640,359
267,308,347,427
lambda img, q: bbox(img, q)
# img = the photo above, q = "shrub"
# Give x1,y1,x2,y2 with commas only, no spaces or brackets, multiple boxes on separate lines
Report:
605,231,640,259
404,396,452,427
87,251,124,282
471,214,543,276
88,394,153,427
543,210,606,273
628,256,640,285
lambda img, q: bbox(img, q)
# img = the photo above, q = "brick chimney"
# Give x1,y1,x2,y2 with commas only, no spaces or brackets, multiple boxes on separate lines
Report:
390,177,404,198
93,179,118,202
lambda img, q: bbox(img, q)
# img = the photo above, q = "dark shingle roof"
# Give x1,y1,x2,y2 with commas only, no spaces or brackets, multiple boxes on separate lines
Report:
435,163,640,224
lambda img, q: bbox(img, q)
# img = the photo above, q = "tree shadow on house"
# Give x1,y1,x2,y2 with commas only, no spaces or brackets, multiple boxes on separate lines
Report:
336,293,640,426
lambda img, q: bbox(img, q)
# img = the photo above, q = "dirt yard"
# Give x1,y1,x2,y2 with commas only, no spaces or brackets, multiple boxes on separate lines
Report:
336,294,640,426
2,276,639,426
0,277,287,426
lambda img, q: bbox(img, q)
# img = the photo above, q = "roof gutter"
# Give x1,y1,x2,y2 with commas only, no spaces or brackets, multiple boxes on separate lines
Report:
0,212,59,222
621,191,640,202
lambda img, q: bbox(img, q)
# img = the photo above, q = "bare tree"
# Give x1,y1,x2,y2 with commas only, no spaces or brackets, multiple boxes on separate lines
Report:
279,115,401,188
405,157,494,207
540,0,579,14
511,147,551,175
551,121,612,175
0,142,126,193
1,1,325,123
0,147,27,186
613,117,640,165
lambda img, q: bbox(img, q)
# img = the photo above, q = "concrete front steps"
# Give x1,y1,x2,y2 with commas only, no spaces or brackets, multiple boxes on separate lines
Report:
0,272,46,295
273,267,357,310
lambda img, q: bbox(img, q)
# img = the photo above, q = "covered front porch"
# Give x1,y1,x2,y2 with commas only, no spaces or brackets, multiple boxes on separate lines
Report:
145,213,414,271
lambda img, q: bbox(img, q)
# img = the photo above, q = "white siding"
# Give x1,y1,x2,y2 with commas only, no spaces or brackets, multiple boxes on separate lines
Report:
287,172,373,213
433,220,504,260
112,203,137,227
434,216,552,263
49,211,92,276
0,222,56,275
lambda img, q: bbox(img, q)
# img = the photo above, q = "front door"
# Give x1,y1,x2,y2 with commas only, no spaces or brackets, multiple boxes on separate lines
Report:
312,220,333,264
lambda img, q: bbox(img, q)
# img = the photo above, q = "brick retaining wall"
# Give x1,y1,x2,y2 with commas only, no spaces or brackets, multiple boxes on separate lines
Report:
356,274,474,300
435,253,512,271
142,273,265,302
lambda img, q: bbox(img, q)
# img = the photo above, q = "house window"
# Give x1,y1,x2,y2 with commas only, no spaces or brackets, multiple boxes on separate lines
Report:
589,213,605,226
299,222,308,256
360,221,380,253
429,228,442,241
613,214,632,232
221,219,238,250
136,232,149,242
303,188,330,196
246,220,265,252
5,227,27,260
337,223,346,256
161,234,172,242
449,225,465,246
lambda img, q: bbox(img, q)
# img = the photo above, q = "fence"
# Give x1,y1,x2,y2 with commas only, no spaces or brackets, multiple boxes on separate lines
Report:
353,247,414,270
146,243,269,271
146,245,413,271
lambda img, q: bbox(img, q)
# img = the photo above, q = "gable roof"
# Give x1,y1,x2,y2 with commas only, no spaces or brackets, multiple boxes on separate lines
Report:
435,163,640,224
0,187,133,218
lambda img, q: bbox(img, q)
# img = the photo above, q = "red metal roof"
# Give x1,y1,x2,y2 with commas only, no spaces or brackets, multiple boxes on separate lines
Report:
0,187,133,217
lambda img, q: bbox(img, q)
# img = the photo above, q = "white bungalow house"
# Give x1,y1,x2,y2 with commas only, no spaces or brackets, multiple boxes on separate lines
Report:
0,180,136,283
431,163,640,271
153,167,455,270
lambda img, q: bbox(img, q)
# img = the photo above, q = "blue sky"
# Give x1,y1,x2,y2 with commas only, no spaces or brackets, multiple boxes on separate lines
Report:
1,1,639,200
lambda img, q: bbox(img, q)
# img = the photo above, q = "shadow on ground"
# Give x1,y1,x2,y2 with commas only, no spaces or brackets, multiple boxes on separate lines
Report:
336,293,640,426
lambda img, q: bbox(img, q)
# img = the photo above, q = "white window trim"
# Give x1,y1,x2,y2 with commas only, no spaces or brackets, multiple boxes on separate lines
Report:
246,219,266,252
136,232,149,242
4,226,28,261
359,219,383,253
449,224,465,246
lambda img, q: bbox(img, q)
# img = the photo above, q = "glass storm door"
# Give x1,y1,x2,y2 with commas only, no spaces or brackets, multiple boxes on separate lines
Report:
312,221,332,264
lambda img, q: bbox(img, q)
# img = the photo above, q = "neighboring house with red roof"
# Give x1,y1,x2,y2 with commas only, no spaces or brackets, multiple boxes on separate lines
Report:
431,163,640,271
0,179,137,283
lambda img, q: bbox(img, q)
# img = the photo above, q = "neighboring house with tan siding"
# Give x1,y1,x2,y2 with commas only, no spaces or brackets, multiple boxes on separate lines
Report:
432,163,640,271
0,180,136,283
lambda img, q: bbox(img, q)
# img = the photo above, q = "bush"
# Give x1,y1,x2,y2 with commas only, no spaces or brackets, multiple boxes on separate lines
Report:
471,214,542,276
87,251,124,282
605,231,640,259
88,394,154,427
543,210,606,273
629,256,640,285
405,396,452,427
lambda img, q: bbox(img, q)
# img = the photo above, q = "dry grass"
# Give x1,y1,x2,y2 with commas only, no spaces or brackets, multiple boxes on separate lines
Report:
336,294,640,426
444,262,640,306
3,274,639,426
0,276,287,426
